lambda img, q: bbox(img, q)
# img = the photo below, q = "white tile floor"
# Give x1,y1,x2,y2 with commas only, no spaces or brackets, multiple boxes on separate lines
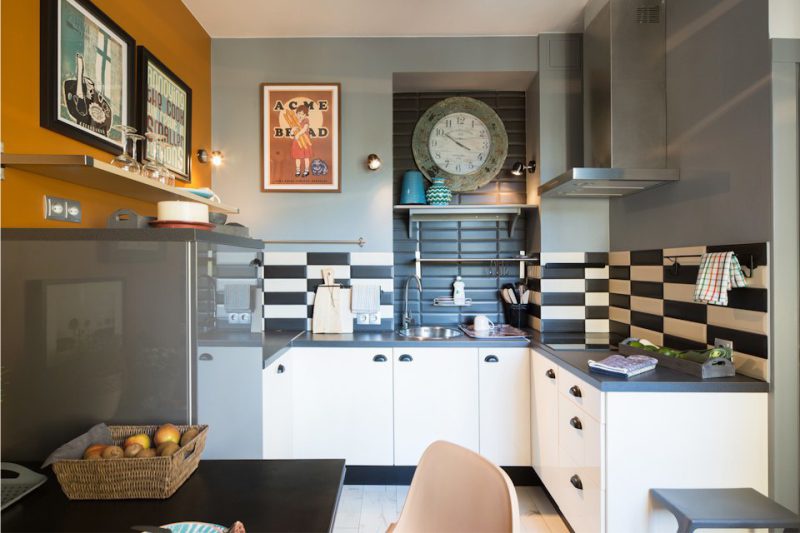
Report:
333,485,569,533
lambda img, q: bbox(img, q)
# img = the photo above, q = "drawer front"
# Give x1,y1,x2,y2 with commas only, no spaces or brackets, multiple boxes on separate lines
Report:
558,395,602,489
558,368,603,423
552,470,603,533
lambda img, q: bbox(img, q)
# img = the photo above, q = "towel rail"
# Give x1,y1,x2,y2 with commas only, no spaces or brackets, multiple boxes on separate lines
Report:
262,237,366,248
665,253,755,278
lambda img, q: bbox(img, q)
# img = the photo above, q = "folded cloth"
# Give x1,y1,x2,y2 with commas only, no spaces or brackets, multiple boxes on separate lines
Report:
693,252,747,306
351,284,381,314
589,354,657,378
42,423,113,468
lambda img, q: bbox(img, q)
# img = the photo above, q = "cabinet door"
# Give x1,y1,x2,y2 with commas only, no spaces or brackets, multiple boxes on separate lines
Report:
393,348,479,465
479,348,531,466
262,351,293,459
531,349,560,485
292,347,393,465
196,346,263,459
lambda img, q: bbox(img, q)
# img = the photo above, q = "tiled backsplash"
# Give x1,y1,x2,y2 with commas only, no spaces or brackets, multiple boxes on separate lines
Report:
607,243,769,381
262,252,394,331
528,252,610,334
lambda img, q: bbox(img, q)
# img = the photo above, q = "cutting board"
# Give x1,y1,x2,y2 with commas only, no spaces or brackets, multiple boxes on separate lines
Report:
312,268,353,333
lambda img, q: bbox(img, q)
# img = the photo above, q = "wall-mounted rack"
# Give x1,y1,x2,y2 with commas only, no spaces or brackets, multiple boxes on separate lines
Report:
412,250,538,279
262,237,366,247
393,204,537,238
1,153,239,214
664,253,755,278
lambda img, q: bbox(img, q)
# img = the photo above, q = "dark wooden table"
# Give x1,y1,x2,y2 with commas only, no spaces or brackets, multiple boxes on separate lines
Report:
2,460,345,533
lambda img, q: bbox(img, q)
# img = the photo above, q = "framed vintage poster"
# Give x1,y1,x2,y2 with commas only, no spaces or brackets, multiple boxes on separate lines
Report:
136,46,193,182
261,83,341,192
40,0,135,154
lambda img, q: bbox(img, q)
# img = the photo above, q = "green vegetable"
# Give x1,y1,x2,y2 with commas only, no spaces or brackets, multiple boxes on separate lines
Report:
642,345,658,352
628,341,644,348
658,347,680,357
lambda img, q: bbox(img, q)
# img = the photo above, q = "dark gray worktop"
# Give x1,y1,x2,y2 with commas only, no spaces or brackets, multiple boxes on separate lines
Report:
1,228,263,249
253,329,768,393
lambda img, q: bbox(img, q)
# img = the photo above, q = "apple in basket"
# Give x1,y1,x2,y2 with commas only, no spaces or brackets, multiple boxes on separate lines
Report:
153,423,181,446
124,433,151,450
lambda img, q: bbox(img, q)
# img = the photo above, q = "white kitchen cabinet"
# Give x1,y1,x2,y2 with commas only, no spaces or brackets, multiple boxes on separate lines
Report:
393,347,479,465
530,348,769,533
531,349,560,486
478,348,531,466
262,351,293,459
197,346,263,459
291,347,394,465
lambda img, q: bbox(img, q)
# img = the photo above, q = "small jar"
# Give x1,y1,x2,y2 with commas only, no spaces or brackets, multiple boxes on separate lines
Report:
425,177,452,206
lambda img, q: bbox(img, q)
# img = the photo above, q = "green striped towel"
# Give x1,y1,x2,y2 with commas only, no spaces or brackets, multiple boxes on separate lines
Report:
693,252,747,306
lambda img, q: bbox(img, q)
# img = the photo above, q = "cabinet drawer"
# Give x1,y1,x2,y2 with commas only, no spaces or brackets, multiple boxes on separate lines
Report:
552,470,603,533
558,368,603,423
558,395,602,490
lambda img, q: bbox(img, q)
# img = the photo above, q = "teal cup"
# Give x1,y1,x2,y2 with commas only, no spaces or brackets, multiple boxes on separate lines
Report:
400,170,427,204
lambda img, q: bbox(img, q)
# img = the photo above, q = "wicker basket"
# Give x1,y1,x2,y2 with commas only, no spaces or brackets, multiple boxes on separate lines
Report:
52,424,208,500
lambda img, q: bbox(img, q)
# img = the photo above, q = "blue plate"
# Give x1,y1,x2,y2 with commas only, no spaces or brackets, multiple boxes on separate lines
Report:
162,522,226,533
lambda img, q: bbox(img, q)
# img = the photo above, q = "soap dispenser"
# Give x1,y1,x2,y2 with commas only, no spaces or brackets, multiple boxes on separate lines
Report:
453,276,466,305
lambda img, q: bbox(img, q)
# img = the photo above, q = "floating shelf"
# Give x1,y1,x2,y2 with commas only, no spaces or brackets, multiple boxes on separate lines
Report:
2,153,239,214
393,204,537,238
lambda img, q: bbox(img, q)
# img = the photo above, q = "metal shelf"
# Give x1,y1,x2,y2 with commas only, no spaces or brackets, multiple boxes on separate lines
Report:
2,153,239,214
393,204,537,238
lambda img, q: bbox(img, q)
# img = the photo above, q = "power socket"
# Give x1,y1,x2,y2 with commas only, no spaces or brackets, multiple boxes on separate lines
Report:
714,338,734,350
369,313,381,325
228,313,240,324
45,196,81,223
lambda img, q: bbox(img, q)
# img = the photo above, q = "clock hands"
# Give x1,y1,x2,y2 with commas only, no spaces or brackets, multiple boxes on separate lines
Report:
444,132,473,152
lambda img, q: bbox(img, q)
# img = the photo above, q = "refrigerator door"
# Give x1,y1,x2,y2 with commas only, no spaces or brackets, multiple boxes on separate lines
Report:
1,239,192,461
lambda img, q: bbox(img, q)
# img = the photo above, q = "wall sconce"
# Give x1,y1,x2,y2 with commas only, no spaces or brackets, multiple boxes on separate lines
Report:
511,160,537,176
366,153,382,171
197,149,225,166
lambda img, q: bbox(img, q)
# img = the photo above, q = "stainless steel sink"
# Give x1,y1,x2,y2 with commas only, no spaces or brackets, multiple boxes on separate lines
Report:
397,326,463,340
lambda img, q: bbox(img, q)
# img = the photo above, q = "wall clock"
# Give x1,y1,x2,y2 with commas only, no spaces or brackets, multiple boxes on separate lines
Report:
412,96,508,192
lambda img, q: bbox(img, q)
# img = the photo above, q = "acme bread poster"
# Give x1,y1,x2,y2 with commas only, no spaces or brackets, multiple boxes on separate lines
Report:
261,83,340,192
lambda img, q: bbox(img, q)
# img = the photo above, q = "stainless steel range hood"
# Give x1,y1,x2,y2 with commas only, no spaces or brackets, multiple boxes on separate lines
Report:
539,0,679,198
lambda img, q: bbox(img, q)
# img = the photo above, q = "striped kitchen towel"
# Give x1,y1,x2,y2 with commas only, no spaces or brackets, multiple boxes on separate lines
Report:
693,251,747,306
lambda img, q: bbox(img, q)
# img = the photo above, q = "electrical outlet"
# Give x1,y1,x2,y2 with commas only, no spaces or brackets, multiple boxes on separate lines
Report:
65,200,82,223
715,338,733,350
369,313,381,325
228,313,239,324
44,196,67,221
238,312,251,324
357,313,370,325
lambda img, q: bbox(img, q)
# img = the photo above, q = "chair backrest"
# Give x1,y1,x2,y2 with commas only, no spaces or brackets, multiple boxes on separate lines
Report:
391,441,520,533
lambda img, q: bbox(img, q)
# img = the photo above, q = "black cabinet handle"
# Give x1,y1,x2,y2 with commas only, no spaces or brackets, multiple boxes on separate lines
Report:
545,369,556,379
399,354,413,362
484,355,499,363
199,353,213,361
373,354,387,362
570,416,583,430
569,385,582,398
570,474,583,490
277,364,285,374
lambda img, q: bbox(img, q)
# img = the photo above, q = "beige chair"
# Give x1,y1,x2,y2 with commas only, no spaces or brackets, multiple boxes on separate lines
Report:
388,441,520,533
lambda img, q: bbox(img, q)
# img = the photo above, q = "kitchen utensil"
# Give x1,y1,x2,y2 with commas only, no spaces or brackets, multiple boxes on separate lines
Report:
1,463,47,510
473,314,495,331
400,170,427,204
312,270,353,333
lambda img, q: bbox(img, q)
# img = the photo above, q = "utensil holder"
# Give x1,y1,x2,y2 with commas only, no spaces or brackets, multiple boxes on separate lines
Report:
502,302,528,330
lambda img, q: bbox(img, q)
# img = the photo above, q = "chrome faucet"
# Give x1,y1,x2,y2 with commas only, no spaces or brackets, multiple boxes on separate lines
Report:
401,275,423,331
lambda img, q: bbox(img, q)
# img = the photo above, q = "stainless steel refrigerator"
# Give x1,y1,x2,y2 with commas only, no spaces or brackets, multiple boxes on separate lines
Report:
1,228,263,461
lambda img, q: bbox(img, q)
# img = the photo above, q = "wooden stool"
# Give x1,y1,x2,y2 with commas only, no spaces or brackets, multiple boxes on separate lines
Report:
651,488,800,533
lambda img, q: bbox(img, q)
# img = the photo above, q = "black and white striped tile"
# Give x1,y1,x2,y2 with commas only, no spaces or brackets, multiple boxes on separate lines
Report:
608,243,770,380
263,252,394,331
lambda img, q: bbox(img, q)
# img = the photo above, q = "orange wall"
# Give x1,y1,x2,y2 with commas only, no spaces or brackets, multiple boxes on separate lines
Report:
1,0,211,227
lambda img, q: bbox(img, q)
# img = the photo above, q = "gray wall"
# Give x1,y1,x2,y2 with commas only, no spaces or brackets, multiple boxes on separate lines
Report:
211,37,538,252
609,0,772,250
536,33,610,253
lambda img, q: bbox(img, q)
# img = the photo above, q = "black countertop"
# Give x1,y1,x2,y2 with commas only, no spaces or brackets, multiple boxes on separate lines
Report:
1,460,345,533
252,329,768,393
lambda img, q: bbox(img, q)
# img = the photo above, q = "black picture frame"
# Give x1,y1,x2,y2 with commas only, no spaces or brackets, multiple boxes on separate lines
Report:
136,46,193,182
40,0,136,155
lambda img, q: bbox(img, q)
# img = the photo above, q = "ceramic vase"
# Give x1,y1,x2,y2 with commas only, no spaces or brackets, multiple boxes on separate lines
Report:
400,170,427,204
426,177,452,206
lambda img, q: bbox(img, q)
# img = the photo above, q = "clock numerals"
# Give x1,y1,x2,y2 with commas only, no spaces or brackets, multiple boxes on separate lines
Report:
457,116,465,125
427,112,492,176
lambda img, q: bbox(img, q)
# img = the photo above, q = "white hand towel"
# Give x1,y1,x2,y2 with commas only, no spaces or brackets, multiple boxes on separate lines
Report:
351,284,381,314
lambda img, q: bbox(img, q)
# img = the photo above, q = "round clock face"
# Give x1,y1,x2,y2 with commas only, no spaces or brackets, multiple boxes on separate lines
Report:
428,112,491,176
412,96,508,192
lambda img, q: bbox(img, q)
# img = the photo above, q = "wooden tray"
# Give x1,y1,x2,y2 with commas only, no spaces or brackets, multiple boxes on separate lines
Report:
618,344,735,379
